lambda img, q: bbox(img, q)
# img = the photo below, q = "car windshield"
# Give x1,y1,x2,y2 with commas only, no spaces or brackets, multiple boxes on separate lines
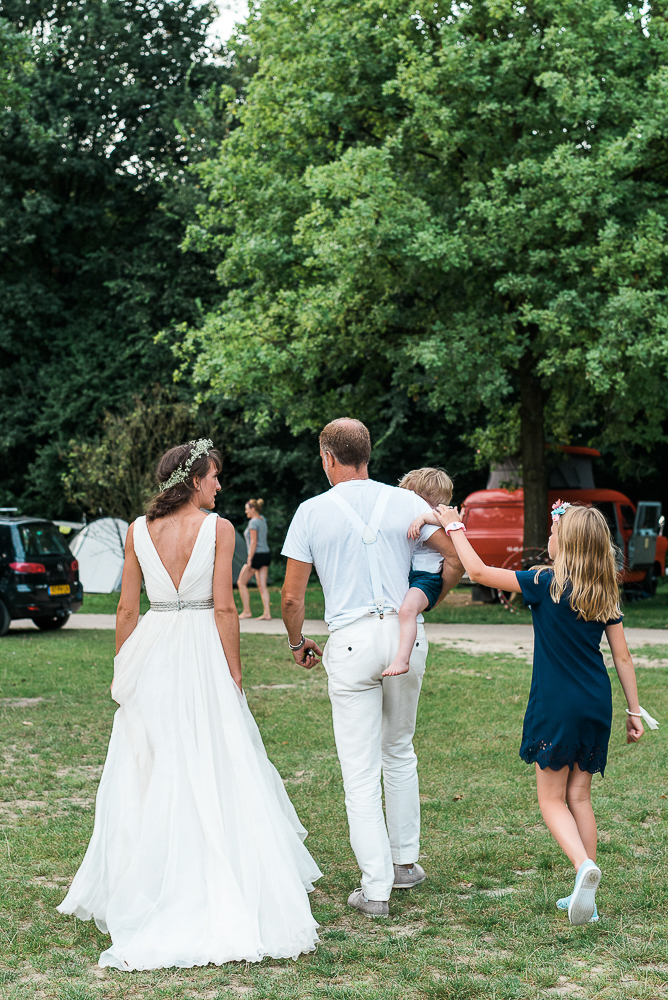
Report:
19,523,71,557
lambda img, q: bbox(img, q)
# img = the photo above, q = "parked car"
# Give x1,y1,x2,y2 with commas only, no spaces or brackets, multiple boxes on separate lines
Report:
0,511,83,635
460,448,666,603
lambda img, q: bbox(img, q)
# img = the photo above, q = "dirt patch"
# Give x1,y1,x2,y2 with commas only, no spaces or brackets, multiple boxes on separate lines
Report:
29,875,70,889
0,698,45,709
440,592,485,606
55,764,103,779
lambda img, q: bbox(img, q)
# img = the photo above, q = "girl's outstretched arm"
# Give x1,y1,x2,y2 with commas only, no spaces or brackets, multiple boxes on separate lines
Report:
434,505,522,593
605,623,644,743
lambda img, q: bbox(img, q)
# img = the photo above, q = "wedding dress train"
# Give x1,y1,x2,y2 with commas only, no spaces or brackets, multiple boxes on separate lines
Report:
58,513,321,970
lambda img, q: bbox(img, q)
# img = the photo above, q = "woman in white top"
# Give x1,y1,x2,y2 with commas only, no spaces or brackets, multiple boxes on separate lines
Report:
58,440,320,970
238,497,272,620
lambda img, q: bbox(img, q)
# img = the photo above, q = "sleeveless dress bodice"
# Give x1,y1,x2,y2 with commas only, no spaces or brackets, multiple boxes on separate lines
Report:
58,513,320,971
133,513,216,607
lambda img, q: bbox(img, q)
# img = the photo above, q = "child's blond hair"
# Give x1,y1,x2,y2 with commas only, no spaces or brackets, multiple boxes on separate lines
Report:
398,467,453,507
537,505,621,622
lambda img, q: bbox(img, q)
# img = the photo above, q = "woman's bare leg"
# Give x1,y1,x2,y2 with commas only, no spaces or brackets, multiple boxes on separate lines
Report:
237,564,253,618
256,565,272,619
382,588,429,676
566,766,596,861
535,764,590,871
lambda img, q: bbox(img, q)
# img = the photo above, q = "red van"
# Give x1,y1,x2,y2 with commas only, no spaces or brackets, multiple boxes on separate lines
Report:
460,448,665,601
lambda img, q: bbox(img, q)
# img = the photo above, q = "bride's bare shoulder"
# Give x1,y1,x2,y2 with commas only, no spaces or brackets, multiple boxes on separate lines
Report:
215,516,235,539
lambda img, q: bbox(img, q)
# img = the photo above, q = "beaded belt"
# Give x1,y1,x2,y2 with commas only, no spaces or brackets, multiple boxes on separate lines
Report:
150,598,214,612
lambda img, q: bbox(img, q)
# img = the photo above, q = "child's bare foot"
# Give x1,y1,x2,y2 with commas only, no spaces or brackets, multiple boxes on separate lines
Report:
255,614,272,621
238,612,252,619
382,660,409,677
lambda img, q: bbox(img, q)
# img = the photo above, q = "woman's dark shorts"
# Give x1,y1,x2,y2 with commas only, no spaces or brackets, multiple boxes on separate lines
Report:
251,551,271,570
408,568,442,612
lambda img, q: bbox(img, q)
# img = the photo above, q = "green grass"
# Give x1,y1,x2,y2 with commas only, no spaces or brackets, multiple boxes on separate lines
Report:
79,577,668,628
0,630,666,998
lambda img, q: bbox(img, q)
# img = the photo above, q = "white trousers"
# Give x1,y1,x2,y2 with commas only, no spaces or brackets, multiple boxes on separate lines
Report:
322,614,427,901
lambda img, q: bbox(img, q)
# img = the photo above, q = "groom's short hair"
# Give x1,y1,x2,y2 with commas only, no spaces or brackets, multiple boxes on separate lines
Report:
320,418,371,469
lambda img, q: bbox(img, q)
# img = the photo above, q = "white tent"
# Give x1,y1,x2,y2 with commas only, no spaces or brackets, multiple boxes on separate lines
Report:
69,517,129,593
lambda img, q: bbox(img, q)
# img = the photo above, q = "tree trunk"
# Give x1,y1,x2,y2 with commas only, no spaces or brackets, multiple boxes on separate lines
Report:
519,350,548,550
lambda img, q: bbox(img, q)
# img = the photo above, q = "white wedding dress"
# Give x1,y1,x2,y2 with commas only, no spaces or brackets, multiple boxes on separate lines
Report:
58,513,321,971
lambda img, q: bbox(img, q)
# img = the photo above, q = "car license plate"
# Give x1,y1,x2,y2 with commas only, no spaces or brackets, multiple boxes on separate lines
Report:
49,584,70,596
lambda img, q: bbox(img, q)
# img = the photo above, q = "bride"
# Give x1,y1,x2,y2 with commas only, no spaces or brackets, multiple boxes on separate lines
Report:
58,439,321,971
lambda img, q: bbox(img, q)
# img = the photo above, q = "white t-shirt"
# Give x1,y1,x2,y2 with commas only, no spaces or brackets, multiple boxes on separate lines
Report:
412,540,443,574
282,479,439,630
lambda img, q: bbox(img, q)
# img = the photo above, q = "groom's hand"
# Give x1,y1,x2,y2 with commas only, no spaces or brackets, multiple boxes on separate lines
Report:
291,637,323,669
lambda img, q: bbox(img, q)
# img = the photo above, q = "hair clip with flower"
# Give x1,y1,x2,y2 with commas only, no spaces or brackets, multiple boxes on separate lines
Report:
551,499,572,522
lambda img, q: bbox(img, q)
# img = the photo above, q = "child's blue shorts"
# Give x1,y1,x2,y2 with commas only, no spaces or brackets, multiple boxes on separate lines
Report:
408,569,442,612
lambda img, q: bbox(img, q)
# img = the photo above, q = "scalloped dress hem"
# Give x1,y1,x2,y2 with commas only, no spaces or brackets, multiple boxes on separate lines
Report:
520,744,607,776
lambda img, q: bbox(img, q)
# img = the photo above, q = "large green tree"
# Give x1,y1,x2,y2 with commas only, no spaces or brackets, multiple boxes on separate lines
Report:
184,0,668,548
0,0,241,515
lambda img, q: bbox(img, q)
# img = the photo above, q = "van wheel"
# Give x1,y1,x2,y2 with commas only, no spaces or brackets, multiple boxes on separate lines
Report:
32,612,70,631
0,602,10,637
499,546,552,613
642,570,657,597
471,584,499,604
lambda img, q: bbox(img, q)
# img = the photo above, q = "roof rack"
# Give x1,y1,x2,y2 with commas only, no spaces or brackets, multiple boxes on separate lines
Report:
0,508,19,513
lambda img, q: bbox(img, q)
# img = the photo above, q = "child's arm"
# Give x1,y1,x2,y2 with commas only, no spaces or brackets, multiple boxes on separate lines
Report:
604,623,644,743
407,509,441,540
433,505,522,593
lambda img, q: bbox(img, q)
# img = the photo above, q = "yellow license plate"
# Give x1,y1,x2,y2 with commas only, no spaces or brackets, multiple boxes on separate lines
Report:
49,584,70,596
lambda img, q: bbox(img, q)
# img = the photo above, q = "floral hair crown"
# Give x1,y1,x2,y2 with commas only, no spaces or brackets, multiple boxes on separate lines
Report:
551,499,572,522
158,439,214,493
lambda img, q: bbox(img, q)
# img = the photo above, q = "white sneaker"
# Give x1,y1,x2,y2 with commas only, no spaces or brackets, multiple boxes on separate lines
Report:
568,860,601,926
347,888,389,917
557,895,599,922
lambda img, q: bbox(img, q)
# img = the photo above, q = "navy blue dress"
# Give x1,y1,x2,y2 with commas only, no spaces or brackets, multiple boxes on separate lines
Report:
516,569,622,776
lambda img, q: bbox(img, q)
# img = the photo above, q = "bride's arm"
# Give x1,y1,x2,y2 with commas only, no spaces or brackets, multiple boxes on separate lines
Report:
116,523,142,654
213,517,243,691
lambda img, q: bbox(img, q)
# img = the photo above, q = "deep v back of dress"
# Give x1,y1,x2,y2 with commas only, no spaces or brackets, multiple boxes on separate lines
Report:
135,513,215,604
58,514,321,971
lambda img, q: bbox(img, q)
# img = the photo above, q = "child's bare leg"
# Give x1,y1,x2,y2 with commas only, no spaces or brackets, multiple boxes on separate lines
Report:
566,767,596,861
535,764,590,871
237,564,253,618
382,588,429,677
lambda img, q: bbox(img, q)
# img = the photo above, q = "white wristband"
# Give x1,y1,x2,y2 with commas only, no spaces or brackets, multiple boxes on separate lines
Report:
444,521,466,536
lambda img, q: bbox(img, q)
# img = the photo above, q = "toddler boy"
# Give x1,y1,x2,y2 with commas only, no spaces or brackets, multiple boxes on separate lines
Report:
382,467,454,677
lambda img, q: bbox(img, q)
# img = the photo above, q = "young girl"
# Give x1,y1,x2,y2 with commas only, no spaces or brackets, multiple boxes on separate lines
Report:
382,467,454,677
433,500,645,926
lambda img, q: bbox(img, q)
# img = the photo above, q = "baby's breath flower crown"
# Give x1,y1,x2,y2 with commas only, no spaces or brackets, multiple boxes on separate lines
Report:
158,439,214,493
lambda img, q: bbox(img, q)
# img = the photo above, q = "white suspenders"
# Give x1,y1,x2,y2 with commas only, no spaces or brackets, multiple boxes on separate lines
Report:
329,485,393,618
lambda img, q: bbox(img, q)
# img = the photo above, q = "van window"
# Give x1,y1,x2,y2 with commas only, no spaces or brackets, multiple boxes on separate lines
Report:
465,505,522,529
620,505,635,532
18,523,71,557
592,502,618,535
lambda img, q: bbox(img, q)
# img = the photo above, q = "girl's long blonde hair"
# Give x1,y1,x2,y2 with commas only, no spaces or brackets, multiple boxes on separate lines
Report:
538,505,621,622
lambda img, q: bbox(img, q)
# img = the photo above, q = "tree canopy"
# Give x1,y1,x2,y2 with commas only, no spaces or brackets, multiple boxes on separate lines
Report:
184,0,668,546
0,0,234,514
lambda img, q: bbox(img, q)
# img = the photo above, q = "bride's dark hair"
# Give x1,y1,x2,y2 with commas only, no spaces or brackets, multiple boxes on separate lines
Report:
146,442,223,521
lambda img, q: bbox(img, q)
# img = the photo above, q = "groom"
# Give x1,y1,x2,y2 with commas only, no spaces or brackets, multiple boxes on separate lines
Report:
281,418,463,915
